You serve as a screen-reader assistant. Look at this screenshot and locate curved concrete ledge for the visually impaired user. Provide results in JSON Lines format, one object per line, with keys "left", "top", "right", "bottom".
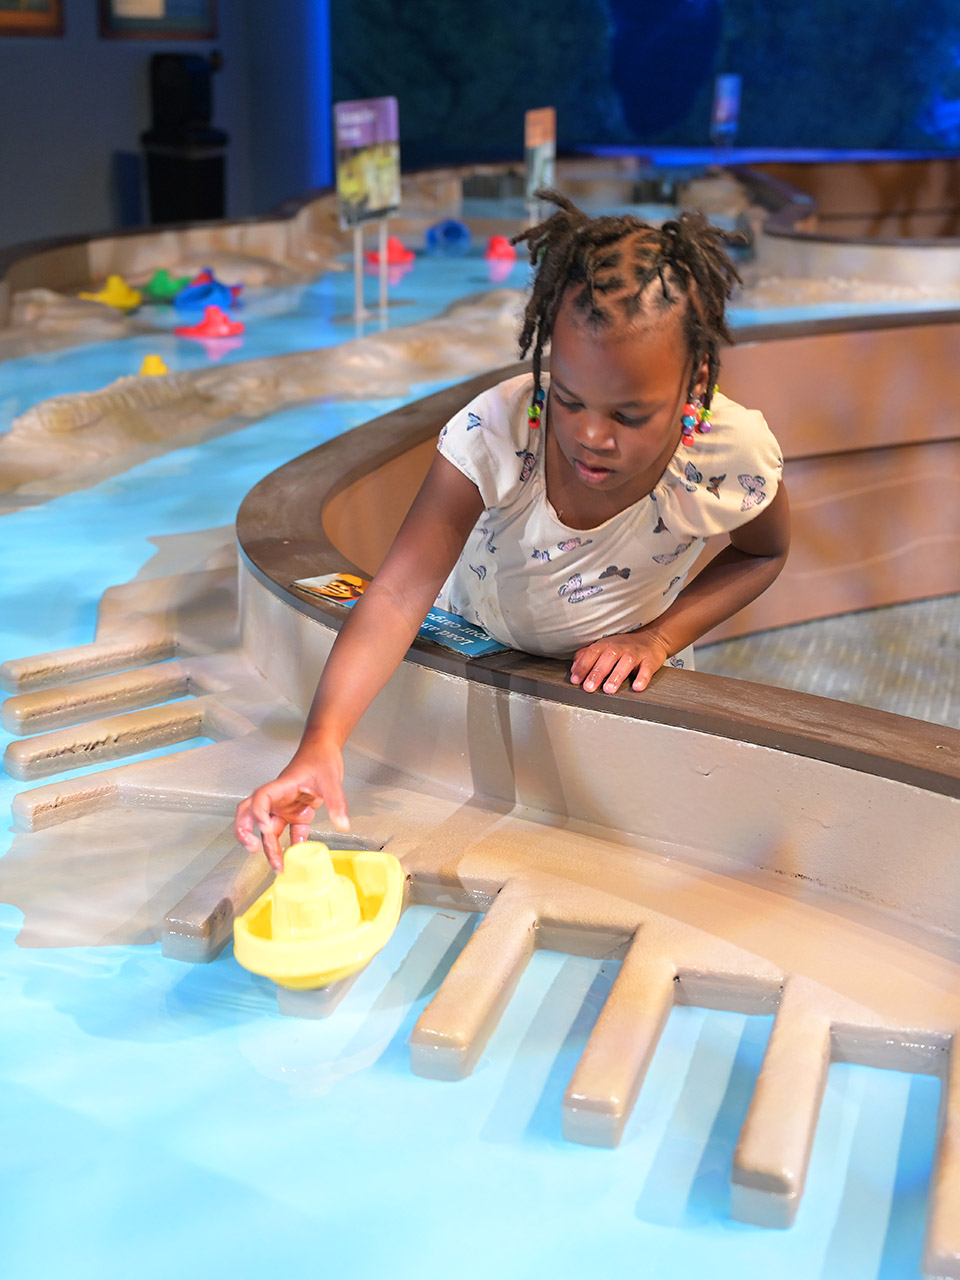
{"left": 739, "top": 159, "right": 960, "bottom": 285}
{"left": 3, "top": 381, "right": 959, "bottom": 1274}
{"left": 236, "top": 363, "right": 960, "bottom": 939}
{"left": 6, "top": 157, "right": 960, "bottom": 1271}
{"left": 238, "top": 308, "right": 960, "bottom": 649}
{"left": 231, "top": 362, "right": 960, "bottom": 1269}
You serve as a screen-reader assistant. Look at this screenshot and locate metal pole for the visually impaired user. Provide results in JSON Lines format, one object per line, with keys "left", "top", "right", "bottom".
{"left": 352, "top": 225, "right": 367, "bottom": 320}
{"left": 378, "top": 219, "right": 388, "bottom": 313}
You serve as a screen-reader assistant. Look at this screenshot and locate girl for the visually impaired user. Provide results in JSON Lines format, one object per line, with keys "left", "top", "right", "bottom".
{"left": 236, "top": 191, "right": 790, "bottom": 868}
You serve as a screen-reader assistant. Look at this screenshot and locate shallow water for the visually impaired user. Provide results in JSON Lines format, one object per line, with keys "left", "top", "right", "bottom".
{"left": 3, "top": 247, "right": 958, "bottom": 434}
{"left": 0, "top": 249, "right": 946, "bottom": 1279}
{"left": 0, "top": 892, "right": 941, "bottom": 1280}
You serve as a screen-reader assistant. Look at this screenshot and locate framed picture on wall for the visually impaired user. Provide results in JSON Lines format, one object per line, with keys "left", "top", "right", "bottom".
{"left": 0, "top": 1, "right": 64, "bottom": 37}
{"left": 98, "top": 0, "right": 217, "bottom": 41}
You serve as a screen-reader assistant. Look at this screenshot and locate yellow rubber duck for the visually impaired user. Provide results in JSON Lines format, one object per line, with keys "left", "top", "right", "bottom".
{"left": 138, "top": 355, "right": 169, "bottom": 377}
{"left": 78, "top": 274, "right": 142, "bottom": 312}
{"left": 234, "top": 841, "right": 404, "bottom": 990}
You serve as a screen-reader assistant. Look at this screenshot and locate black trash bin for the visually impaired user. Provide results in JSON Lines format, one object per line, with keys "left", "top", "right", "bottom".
{"left": 141, "top": 53, "right": 228, "bottom": 224}
{"left": 142, "top": 125, "right": 228, "bottom": 223}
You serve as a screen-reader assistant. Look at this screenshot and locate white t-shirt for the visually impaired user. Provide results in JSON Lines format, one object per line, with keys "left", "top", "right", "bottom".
{"left": 436, "top": 373, "right": 782, "bottom": 664}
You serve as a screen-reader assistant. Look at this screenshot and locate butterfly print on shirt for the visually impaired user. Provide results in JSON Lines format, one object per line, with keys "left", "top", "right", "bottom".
{"left": 662, "top": 574, "right": 682, "bottom": 595}
{"left": 738, "top": 474, "right": 767, "bottom": 511}
{"left": 667, "top": 655, "right": 685, "bottom": 669}
{"left": 476, "top": 526, "right": 497, "bottom": 555}
{"left": 599, "top": 565, "right": 631, "bottom": 580}
{"left": 469, "top": 563, "right": 486, "bottom": 581}
{"left": 653, "top": 516, "right": 668, "bottom": 533}
{"left": 466, "top": 412, "right": 482, "bottom": 430}
{"left": 684, "top": 462, "right": 702, "bottom": 492}
{"left": 707, "top": 473, "right": 726, "bottom": 498}
{"left": 557, "top": 536, "right": 593, "bottom": 552}
{"left": 652, "top": 539, "right": 695, "bottom": 565}
{"left": 558, "top": 573, "right": 604, "bottom": 604}
{"left": 531, "top": 548, "right": 551, "bottom": 562}
{"left": 516, "top": 450, "right": 536, "bottom": 482}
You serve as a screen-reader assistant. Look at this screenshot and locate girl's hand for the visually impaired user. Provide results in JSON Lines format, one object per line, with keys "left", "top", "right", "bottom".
{"left": 234, "top": 743, "right": 349, "bottom": 871}
{"left": 570, "top": 630, "right": 670, "bottom": 695}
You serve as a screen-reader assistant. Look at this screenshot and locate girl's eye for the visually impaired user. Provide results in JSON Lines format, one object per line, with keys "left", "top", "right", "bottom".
{"left": 553, "top": 393, "right": 649, "bottom": 427}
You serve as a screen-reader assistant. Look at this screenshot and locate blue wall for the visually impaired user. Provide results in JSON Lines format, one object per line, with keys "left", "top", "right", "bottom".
{"left": 244, "top": 0, "right": 333, "bottom": 215}
{"left": 0, "top": 0, "right": 254, "bottom": 248}
{"left": 0, "top": 0, "right": 334, "bottom": 251}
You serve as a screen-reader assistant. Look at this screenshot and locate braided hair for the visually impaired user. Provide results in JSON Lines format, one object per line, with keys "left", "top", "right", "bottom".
{"left": 511, "top": 188, "right": 744, "bottom": 415}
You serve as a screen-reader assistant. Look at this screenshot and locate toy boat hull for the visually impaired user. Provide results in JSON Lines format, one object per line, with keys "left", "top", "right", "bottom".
{"left": 234, "top": 848, "right": 405, "bottom": 990}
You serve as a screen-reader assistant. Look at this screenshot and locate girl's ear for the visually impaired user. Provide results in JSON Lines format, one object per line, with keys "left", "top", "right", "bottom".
{"left": 693, "top": 358, "right": 710, "bottom": 399}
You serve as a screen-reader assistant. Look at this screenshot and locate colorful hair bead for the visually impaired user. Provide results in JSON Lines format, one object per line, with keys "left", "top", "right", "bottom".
{"left": 681, "top": 396, "right": 705, "bottom": 445}
{"left": 527, "top": 387, "right": 546, "bottom": 428}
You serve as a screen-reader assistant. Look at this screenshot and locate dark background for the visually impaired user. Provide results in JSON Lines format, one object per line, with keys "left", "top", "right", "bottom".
{"left": 2, "top": 0, "right": 960, "bottom": 247}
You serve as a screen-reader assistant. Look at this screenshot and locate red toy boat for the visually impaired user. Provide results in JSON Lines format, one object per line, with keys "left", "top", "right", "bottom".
{"left": 364, "top": 236, "right": 415, "bottom": 266}
{"left": 485, "top": 235, "right": 517, "bottom": 261}
{"left": 174, "top": 305, "right": 245, "bottom": 339}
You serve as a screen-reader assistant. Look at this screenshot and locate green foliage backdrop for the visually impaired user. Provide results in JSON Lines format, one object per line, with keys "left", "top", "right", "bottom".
{"left": 331, "top": 0, "right": 960, "bottom": 156}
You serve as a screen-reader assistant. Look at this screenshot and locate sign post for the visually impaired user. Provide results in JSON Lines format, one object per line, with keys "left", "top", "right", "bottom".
{"left": 334, "top": 96, "right": 401, "bottom": 320}
{"left": 524, "top": 107, "right": 556, "bottom": 227}
{"left": 711, "top": 74, "right": 742, "bottom": 156}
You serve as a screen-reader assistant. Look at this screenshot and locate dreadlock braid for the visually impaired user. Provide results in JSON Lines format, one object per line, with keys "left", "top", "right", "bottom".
{"left": 511, "top": 188, "right": 744, "bottom": 417}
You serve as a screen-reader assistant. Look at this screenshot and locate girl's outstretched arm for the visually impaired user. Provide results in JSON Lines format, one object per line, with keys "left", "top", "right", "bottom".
{"left": 571, "top": 484, "right": 791, "bottom": 695}
{"left": 236, "top": 454, "right": 484, "bottom": 867}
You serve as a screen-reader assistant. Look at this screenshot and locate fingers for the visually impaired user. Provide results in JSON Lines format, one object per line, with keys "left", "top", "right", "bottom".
{"left": 254, "top": 814, "right": 286, "bottom": 872}
{"left": 234, "top": 767, "right": 351, "bottom": 872}
{"left": 573, "top": 646, "right": 622, "bottom": 694}
{"left": 569, "top": 638, "right": 668, "bottom": 695}
{"left": 234, "top": 799, "right": 262, "bottom": 854}
{"left": 601, "top": 654, "right": 638, "bottom": 694}
{"left": 569, "top": 644, "right": 600, "bottom": 686}
{"left": 568, "top": 650, "right": 604, "bottom": 691}
{"left": 632, "top": 652, "right": 665, "bottom": 693}
{"left": 234, "top": 782, "right": 319, "bottom": 871}
{"left": 317, "top": 769, "right": 351, "bottom": 833}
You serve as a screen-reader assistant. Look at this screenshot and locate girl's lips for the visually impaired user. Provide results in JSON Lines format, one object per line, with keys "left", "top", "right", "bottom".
{"left": 574, "top": 458, "right": 614, "bottom": 484}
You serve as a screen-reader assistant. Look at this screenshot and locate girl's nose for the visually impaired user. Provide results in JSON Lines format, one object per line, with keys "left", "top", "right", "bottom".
{"left": 576, "top": 413, "right": 615, "bottom": 452}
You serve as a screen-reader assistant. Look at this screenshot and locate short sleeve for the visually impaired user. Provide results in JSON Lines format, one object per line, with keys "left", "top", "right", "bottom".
{"left": 652, "top": 393, "right": 783, "bottom": 539}
{"left": 437, "top": 374, "right": 538, "bottom": 510}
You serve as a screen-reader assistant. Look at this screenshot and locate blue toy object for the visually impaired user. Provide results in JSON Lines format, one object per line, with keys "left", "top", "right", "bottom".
{"left": 174, "top": 280, "right": 237, "bottom": 313}
{"left": 424, "top": 219, "right": 471, "bottom": 254}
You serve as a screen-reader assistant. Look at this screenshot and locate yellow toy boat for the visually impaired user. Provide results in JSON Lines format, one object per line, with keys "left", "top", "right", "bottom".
{"left": 139, "top": 354, "right": 169, "bottom": 377}
{"left": 233, "top": 841, "right": 404, "bottom": 989}
{"left": 78, "top": 274, "right": 142, "bottom": 312}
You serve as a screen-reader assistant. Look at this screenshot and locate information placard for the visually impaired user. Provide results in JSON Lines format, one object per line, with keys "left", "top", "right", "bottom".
{"left": 334, "top": 96, "right": 401, "bottom": 230}
{"left": 711, "top": 74, "right": 742, "bottom": 146}
{"left": 294, "top": 573, "right": 509, "bottom": 659}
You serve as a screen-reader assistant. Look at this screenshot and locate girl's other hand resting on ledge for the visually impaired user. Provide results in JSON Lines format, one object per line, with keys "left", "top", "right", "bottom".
{"left": 570, "top": 630, "right": 670, "bottom": 695}
{"left": 235, "top": 740, "right": 349, "bottom": 871}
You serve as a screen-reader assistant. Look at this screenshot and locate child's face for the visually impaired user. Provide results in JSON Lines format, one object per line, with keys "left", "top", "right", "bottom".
{"left": 548, "top": 294, "right": 706, "bottom": 502}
